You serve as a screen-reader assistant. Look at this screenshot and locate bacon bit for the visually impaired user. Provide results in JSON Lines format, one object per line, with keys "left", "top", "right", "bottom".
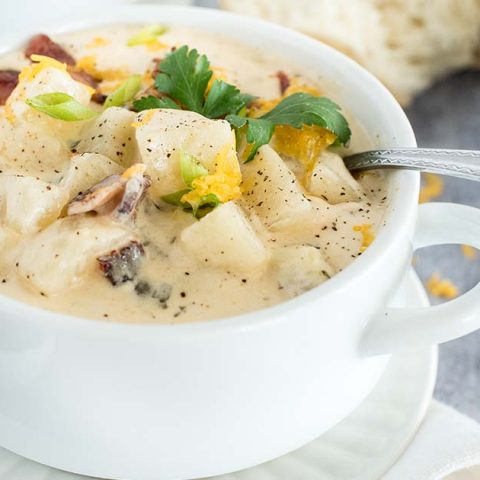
{"left": 0, "top": 70, "right": 19, "bottom": 105}
{"left": 86, "top": 37, "right": 111, "bottom": 49}
{"left": 426, "top": 273, "right": 459, "bottom": 299}
{"left": 25, "top": 34, "right": 75, "bottom": 66}
{"left": 353, "top": 224, "right": 374, "bottom": 252}
{"left": 276, "top": 70, "right": 290, "bottom": 95}
{"left": 91, "top": 92, "right": 107, "bottom": 104}
{"left": 419, "top": 173, "right": 444, "bottom": 203}
{"left": 97, "top": 241, "right": 145, "bottom": 286}
{"left": 461, "top": 245, "right": 477, "bottom": 260}
{"left": 69, "top": 68, "right": 98, "bottom": 88}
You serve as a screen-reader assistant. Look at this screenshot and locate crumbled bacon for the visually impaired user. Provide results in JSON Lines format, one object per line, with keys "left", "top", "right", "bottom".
{"left": 69, "top": 68, "right": 98, "bottom": 88}
{"left": 25, "top": 34, "right": 76, "bottom": 65}
{"left": 0, "top": 70, "right": 19, "bottom": 105}
{"left": 276, "top": 70, "right": 290, "bottom": 95}
{"left": 91, "top": 92, "right": 107, "bottom": 104}
{"left": 98, "top": 241, "right": 145, "bottom": 286}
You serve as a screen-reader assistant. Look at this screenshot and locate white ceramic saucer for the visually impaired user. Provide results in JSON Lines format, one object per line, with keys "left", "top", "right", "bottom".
{"left": 0, "top": 271, "right": 437, "bottom": 480}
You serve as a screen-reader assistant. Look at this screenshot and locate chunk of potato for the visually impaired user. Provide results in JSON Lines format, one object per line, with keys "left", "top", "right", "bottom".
{"left": 16, "top": 216, "right": 136, "bottom": 295}
{"left": 0, "top": 118, "right": 71, "bottom": 182}
{"left": 0, "top": 175, "right": 68, "bottom": 234}
{"left": 9, "top": 67, "right": 93, "bottom": 121}
{"left": 241, "top": 145, "right": 314, "bottom": 230}
{"left": 62, "top": 153, "right": 123, "bottom": 201}
{"left": 180, "top": 202, "right": 269, "bottom": 272}
{"left": 135, "top": 109, "right": 235, "bottom": 199}
{"left": 272, "top": 245, "right": 334, "bottom": 296}
{"left": 307, "top": 150, "right": 364, "bottom": 203}
{"left": 76, "top": 107, "right": 138, "bottom": 167}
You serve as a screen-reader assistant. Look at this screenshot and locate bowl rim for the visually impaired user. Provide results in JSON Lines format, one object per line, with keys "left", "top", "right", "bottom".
{"left": 0, "top": 4, "right": 419, "bottom": 337}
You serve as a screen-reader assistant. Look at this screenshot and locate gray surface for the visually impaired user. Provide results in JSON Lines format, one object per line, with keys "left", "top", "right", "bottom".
{"left": 405, "top": 70, "right": 480, "bottom": 421}
{"left": 197, "top": 0, "right": 480, "bottom": 419}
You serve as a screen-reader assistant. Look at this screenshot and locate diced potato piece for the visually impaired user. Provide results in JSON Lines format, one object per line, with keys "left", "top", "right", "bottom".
{"left": 241, "top": 145, "right": 313, "bottom": 230}
{"left": 135, "top": 109, "right": 235, "bottom": 199}
{"left": 0, "top": 175, "right": 68, "bottom": 234}
{"left": 308, "top": 150, "right": 364, "bottom": 203}
{"left": 9, "top": 67, "right": 93, "bottom": 120}
{"left": 272, "top": 245, "right": 334, "bottom": 296}
{"left": 180, "top": 202, "right": 269, "bottom": 272}
{"left": 9, "top": 67, "right": 93, "bottom": 143}
{"left": 62, "top": 153, "right": 123, "bottom": 201}
{"left": 0, "top": 118, "right": 70, "bottom": 182}
{"left": 16, "top": 216, "right": 136, "bottom": 295}
{"left": 76, "top": 107, "right": 138, "bottom": 167}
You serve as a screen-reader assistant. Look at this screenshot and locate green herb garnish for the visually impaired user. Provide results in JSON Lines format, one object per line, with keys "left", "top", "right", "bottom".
{"left": 132, "top": 95, "right": 180, "bottom": 112}
{"left": 25, "top": 93, "right": 99, "bottom": 121}
{"left": 104, "top": 75, "right": 142, "bottom": 108}
{"left": 227, "top": 93, "right": 351, "bottom": 161}
{"left": 127, "top": 25, "right": 168, "bottom": 47}
{"left": 161, "top": 151, "right": 220, "bottom": 218}
{"left": 133, "top": 45, "right": 351, "bottom": 162}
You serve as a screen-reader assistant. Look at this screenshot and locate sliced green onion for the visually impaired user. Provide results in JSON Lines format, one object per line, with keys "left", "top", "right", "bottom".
{"left": 179, "top": 151, "right": 208, "bottom": 187}
{"left": 162, "top": 189, "right": 190, "bottom": 207}
{"left": 25, "top": 93, "right": 98, "bottom": 121}
{"left": 127, "top": 25, "right": 168, "bottom": 47}
{"left": 104, "top": 75, "right": 142, "bottom": 109}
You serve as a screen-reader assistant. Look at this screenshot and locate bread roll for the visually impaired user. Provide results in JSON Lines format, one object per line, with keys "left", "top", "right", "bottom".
{"left": 220, "top": 0, "right": 480, "bottom": 105}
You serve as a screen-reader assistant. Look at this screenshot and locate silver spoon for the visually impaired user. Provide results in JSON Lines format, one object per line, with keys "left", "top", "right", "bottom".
{"left": 343, "top": 148, "right": 480, "bottom": 181}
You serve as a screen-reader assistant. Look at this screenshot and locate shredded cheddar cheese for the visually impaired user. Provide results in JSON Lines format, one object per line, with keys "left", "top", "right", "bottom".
{"left": 181, "top": 138, "right": 242, "bottom": 207}
{"left": 272, "top": 125, "right": 337, "bottom": 172}
{"left": 249, "top": 80, "right": 332, "bottom": 169}
{"left": 131, "top": 110, "right": 156, "bottom": 128}
{"left": 145, "top": 40, "right": 169, "bottom": 52}
{"left": 122, "top": 163, "right": 146, "bottom": 179}
{"left": 426, "top": 273, "right": 459, "bottom": 299}
{"left": 3, "top": 104, "right": 16, "bottom": 124}
{"left": 86, "top": 37, "right": 111, "bottom": 49}
{"left": 353, "top": 224, "right": 374, "bottom": 252}
{"left": 206, "top": 66, "right": 228, "bottom": 94}
{"left": 461, "top": 244, "right": 478, "bottom": 260}
{"left": 419, "top": 173, "right": 443, "bottom": 203}
{"left": 19, "top": 54, "right": 67, "bottom": 82}
{"left": 76, "top": 55, "right": 130, "bottom": 82}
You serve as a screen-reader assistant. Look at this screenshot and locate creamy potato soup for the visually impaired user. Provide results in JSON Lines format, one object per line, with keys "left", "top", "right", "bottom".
{"left": 0, "top": 25, "right": 389, "bottom": 323}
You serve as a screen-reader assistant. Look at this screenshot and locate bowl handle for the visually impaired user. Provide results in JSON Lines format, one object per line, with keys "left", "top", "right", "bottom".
{"left": 361, "top": 202, "right": 480, "bottom": 356}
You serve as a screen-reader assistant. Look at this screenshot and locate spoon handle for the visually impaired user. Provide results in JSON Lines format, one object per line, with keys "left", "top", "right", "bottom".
{"left": 344, "top": 148, "right": 480, "bottom": 181}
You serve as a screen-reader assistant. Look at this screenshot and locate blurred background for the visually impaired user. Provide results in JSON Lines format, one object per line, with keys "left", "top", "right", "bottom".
{"left": 5, "top": 0, "right": 480, "bottom": 418}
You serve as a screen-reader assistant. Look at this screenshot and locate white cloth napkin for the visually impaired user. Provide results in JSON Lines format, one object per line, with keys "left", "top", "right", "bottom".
{"left": 383, "top": 400, "right": 480, "bottom": 480}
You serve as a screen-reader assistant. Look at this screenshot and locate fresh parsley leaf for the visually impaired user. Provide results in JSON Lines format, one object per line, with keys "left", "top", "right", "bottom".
{"left": 227, "top": 92, "right": 351, "bottom": 162}
{"left": 132, "top": 95, "right": 180, "bottom": 112}
{"left": 227, "top": 115, "right": 275, "bottom": 162}
{"left": 261, "top": 93, "right": 351, "bottom": 145}
{"left": 180, "top": 151, "right": 208, "bottom": 187}
{"left": 134, "top": 46, "right": 254, "bottom": 118}
{"left": 154, "top": 45, "right": 212, "bottom": 114}
{"left": 203, "top": 80, "right": 252, "bottom": 118}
